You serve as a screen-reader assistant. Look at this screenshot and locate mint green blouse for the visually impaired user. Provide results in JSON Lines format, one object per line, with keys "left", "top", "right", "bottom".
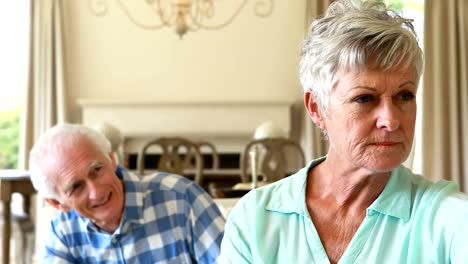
{"left": 220, "top": 157, "right": 468, "bottom": 263}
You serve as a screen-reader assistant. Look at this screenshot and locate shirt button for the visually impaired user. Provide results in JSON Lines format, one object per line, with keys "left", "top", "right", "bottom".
{"left": 111, "top": 237, "right": 118, "bottom": 244}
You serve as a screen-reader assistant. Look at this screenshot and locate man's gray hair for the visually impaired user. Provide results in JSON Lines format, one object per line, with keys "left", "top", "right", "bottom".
{"left": 29, "top": 123, "right": 112, "bottom": 201}
{"left": 299, "top": 0, "right": 423, "bottom": 115}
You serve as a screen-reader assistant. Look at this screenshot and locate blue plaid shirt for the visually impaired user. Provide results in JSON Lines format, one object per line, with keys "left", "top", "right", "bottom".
{"left": 44, "top": 167, "right": 225, "bottom": 263}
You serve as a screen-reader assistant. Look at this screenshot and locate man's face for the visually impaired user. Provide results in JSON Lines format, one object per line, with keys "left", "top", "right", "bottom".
{"left": 41, "top": 136, "right": 124, "bottom": 233}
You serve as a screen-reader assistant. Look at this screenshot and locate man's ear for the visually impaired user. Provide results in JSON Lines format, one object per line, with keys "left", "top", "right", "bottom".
{"left": 45, "top": 198, "right": 71, "bottom": 213}
{"left": 304, "top": 89, "right": 326, "bottom": 130}
{"left": 109, "top": 151, "right": 117, "bottom": 170}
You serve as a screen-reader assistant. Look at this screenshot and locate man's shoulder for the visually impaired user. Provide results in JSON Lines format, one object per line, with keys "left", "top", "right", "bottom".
{"left": 145, "top": 172, "right": 197, "bottom": 190}
{"left": 123, "top": 170, "right": 205, "bottom": 199}
{"left": 52, "top": 209, "right": 81, "bottom": 221}
{"left": 50, "top": 209, "right": 87, "bottom": 236}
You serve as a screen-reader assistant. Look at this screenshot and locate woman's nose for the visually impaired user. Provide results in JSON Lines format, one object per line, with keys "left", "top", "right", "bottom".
{"left": 376, "top": 100, "right": 400, "bottom": 131}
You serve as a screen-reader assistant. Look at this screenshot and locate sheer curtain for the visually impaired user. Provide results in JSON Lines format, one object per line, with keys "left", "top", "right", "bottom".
{"left": 18, "top": 0, "right": 69, "bottom": 260}
{"left": 422, "top": 0, "right": 468, "bottom": 192}
{"left": 297, "top": 0, "right": 334, "bottom": 161}
{"left": 19, "top": 0, "right": 69, "bottom": 169}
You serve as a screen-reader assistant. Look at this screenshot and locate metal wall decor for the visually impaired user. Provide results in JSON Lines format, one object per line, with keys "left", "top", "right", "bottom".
{"left": 89, "top": 0, "right": 274, "bottom": 38}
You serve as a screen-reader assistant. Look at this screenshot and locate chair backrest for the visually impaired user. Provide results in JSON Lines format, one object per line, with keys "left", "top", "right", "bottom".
{"left": 195, "top": 141, "right": 220, "bottom": 170}
{"left": 137, "top": 137, "right": 204, "bottom": 185}
{"left": 240, "top": 137, "right": 305, "bottom": 183}
{"left": 93, "top": 122, "right": 123, "bottom": 163}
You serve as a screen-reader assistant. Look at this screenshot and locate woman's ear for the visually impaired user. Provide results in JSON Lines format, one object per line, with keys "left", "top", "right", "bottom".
{"left": 45, "top": 198, "right": 71, "bottom": 213}
{"left": 304, "top": 89, "right": 326, "bottom": 130}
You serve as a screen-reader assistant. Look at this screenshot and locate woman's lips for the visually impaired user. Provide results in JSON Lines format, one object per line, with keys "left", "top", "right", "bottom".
{"left": 373, "top": 141, "right": 399, "bottom": 146}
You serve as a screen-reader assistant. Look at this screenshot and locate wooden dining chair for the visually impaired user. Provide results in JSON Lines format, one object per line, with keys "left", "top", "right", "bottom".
{"left": 195, "top": 141, "right": 220, "bottom": 170}
{"left": 240, "top": 137, "right": 306, "bottom": 184}
{"left": 137, "top": 137, "right": 204, "bottom": 185}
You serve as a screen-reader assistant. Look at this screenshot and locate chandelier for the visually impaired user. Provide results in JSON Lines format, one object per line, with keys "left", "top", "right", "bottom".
{"left": 89, "top": 0, "right": 274, "bottom": 38}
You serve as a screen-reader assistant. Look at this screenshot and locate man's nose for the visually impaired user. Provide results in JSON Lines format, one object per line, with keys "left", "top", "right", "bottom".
{"left": 376, "top": 99, "right": 400, "bottom": 131}
{"left": 87, "top": 180, "right": 102, "bottom": 200}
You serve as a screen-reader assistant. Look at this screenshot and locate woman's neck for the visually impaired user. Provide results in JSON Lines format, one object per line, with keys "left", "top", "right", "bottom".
{"left": 307, "top": 155, "right": 391, "bottom": 212}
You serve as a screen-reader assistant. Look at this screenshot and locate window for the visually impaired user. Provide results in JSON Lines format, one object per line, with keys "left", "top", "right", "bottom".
{"left": 0, "top": 2, "right": 30, "bottom": 169}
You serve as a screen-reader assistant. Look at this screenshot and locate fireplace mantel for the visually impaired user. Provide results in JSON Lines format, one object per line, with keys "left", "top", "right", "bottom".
{"left": 78, "top": 100, "right": 293, "bottom": 154}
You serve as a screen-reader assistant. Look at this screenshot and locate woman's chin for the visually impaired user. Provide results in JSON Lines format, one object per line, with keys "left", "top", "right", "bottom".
{"left": 365, "top": 159, "right": 404, "bottom": 173}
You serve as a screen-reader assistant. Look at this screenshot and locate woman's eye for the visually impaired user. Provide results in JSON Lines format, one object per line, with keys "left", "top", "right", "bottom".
{"left": 399, "top": 91, "right": 415, "bottom": 101}
{"left": 94, "top": 166, "right": 102, "bottom": 173}
{"left": 353, "top": 94, "right": 373, "bottom": 104}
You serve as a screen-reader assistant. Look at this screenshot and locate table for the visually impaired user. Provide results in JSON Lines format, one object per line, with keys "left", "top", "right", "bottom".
{"left": 232, "top": 181, "right": 271, "bottom": 190}
{"left": 138, "top": 168, "right": 243, "bottom": 191}
{"left": 213, "top": 198, "right": 240, "bottom": 218}
{"left": 0, "top": 170, "right": 35, "bottom": 264}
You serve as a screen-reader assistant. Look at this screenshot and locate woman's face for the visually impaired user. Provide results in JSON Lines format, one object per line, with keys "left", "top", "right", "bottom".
{"left": 319, "top": 68, "right": 417, "bottom": 172}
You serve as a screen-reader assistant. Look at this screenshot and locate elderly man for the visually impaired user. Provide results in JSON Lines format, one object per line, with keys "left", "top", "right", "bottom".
{"left": 29, "top": 124, "right": 225, "bottom": 263}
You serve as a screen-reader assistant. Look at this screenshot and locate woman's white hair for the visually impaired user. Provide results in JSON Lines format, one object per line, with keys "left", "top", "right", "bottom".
{"left": 29, "top": 123, "right": 112, "bottom": 202}
{"left": 299, "top": 0, "right": 423, "bottom": 115}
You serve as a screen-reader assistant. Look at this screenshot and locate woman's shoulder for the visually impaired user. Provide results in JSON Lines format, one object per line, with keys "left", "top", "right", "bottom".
{"left": 231, "top": 168, "right": 309, "bottom": 218}
{"left": 425, "top": 181, "right": 468, "bottom": 212}
{"left": 403, "top": 168, "right": 468, "bottom": 219}
{"left": 406, "top": 168, "right": 466, "bottom": 204}
{"left": 414, "top": 178, "right": 468, "bottom": 252}
{"left": 392, "top": 166, "right": 468, "bottom": 220}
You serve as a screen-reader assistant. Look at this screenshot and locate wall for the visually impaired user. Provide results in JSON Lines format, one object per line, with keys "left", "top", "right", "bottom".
{"left": 35, "top": 2, "right": 309, "bottom": 258}
{"left": 62, "top": 0, "right": 308, "bottom": 122}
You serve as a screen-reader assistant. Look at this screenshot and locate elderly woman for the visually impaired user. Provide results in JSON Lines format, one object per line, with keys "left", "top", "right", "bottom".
{"left": 220, "top": 0, "right": 468, "bottom": 263}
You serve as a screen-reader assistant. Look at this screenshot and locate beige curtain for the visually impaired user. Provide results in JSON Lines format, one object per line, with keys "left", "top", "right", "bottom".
{"left": 423, "top": 0, "right": 468, "bottom": 192}
{"left": 296, "top": 0, "right": 334, "bottom": 161}
{"left": 18, "top": 1, "right": 69, "bottom": 260}
{"left": 304, "top": 0, "right": 334, "bottom": 26}
{"left": 19, "top": 0, "right": 69, "bottom": 169}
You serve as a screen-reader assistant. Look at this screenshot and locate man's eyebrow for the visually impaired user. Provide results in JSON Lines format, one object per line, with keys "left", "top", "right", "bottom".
{"left": 88, "top": 160, "right": 102, "bottom": 171}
